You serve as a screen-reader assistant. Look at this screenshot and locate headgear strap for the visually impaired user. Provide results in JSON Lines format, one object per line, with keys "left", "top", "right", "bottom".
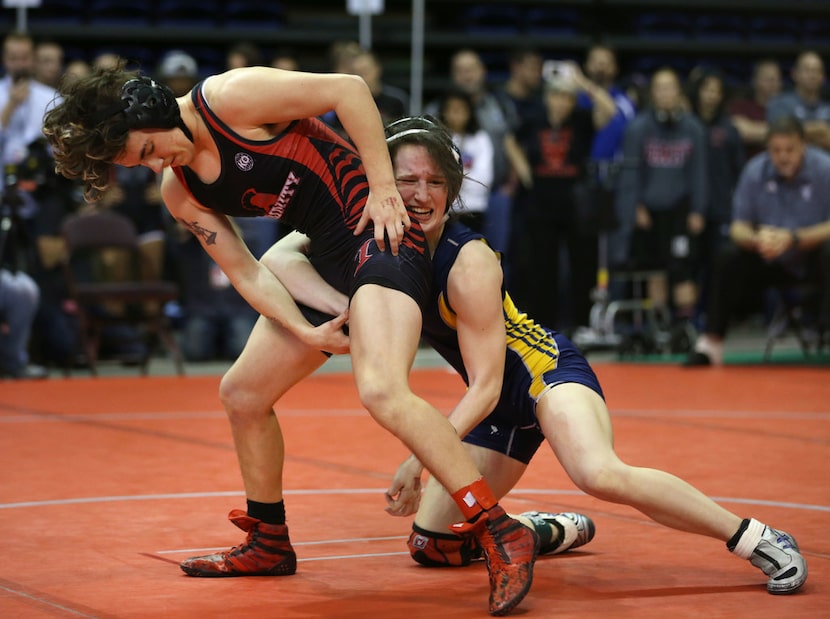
{"left": 93, "top": 76, "right": 193, "bottom": 142}
{"left": 385, "top": 116, "right": 462, "bottom": 173}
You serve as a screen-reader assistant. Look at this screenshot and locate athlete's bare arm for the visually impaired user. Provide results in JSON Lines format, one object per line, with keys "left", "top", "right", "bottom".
{"left": 201, "top": 67, "right": 409, "bottom": 254}
{"left": 161, "top": 171, "right": 348, "bottom": 354}
{"left": 385, "top": 240, "right": 506, "bottom": 518}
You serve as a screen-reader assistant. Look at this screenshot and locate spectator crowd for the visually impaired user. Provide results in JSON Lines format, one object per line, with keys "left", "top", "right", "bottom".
{"left": 2, "top": 29, "right": 829, "bottom": 378}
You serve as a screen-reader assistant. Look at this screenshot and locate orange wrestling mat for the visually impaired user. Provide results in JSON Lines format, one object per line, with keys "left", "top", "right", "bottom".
{"left": 1, "top": 364, "right": 827, "bottom": 618}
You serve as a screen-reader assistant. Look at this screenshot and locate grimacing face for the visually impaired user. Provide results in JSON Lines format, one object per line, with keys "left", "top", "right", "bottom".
{"left": 393, "top": 143, "right": 449, "bottom": 243}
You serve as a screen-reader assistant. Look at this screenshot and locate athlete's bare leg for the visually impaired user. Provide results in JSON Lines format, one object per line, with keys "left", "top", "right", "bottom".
{"left": 350, "top": 283, "right": 539, "bottom": 614}
{"left": 539, "top": 383, "right": 741, "bottom": 539}
{"left": 414, "top": 445, "right": 527, "bottom": 531}
{"left": 219, "top": 314, "right": 329, "bottom": 503}
{"left": 348, "top": 284, "right": 484, "bottom": 493}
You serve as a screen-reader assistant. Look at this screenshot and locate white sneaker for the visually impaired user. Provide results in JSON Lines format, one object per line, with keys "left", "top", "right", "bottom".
{"left": 519, "top": 511, "right": 596, "bottom": 555}
{"left": 731, "top": 518, "right": 807, "bottom": 594}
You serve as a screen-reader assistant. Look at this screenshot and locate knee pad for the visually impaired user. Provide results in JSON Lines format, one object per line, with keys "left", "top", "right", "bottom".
{"left": 407, "top": 523, "right": 481, "bottom": 567}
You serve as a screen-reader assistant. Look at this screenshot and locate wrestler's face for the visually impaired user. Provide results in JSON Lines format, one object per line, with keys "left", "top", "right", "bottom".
{"left": 114, "top": 128, "right": 191, "bottom": 173}
{"left": 394, "top": 144, "right": 449, "bottom": 243}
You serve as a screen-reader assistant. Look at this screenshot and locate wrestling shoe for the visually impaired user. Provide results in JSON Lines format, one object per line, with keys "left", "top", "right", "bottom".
{"left": 729, "top": 518, "right": 807, "bottom": 594}
{"left": 452, "top": 505, "right": 540, "bottom": 616}
{"left": 180, "top": 509, "right": 297, "bottom": 577}
{"left": 520, "top": 511, "right": 596, "bottom": 555}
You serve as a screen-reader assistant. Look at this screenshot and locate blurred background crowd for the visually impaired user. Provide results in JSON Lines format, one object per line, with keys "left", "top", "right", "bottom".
{"left": 1, "top": 0, "right": 829, "bottom": 378}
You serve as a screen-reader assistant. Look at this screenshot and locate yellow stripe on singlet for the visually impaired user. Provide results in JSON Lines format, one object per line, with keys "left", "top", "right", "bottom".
{"left": 503, "top": 292, "right": 560, "bottom": 400}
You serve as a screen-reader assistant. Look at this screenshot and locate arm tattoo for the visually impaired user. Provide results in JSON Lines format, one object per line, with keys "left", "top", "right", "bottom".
{"left": 177, "top": 218, "right": 218, "bottom": 245}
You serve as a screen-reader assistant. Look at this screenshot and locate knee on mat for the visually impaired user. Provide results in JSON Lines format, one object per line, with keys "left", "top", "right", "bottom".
{"left": 407, "top": 525, "right": 480, "bottom": 567}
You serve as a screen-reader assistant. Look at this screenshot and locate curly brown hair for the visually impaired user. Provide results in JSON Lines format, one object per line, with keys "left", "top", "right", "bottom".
{"left": 42, "top": 63, "right": 140, "bottom": 202}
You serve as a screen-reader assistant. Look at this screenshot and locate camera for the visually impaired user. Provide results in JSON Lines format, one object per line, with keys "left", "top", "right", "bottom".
{"left": 543, "top": 60, "right": 574, "bottom": 82}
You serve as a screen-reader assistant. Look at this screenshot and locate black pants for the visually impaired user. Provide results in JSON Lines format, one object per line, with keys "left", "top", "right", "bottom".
{"left": 705, "top": 240, "right": 830, "bottom": 337}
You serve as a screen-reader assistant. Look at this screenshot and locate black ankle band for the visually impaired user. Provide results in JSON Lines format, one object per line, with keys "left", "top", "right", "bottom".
{"left": 247, "top": 499, "right": 286, "bottom": 525}
{"left": 413, "top": 522, "right": 466, "bottom": 541}
{"left": 726, "top": 518, "right": 750, "bottom": 551}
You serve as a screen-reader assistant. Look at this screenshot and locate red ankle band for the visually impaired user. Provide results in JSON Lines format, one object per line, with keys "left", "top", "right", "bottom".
{"left": 451, "top": 477, "right": 498, "bottom": 521}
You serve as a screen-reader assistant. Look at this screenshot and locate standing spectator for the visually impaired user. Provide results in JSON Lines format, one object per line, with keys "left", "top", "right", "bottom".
{"left": 63, "top": 58, "right": 90, "bottom": 86}
{"left": 350, "top": 48, "right": 408, "bottom": 125}
{"left": 427, "top": 49, "right": 528, "bottom": 261}
{"left": 92, "top": 51, "right": 120, "bottom": 71}
{"left": 616, "top": 68, "right": 709, "bottom": 336}
{"left": 579, "top": 44, "right": 637, "bottom": 165}
{"left": 0, "top": 267, "right": 47, "bottom": 379}
{"left": 578, "top": 44, "right": 638, "bottom": 277}
{"left": 493, "top": 46, "right": 546, "bottom": 135}
{"left": 324, "top": 48, "right": 409, "bottom": 133}
{"left": 225, "top": 41, "right": 262, "bottom": 70}
{"left": 689, "top": 68, "right": 745, "bottom": 329}
{"left": 491, "top": 46, "right": 544, "bottom": 267}
{"left": 513, "top": 62, "right": 616, "bottom": 331}
{"left": 33, "top": 40, "right": 63, "bottom": 89}
{"left": 436, "top": 89, "right": 494, "bottom": 232}
{"left": 1, "top": 32, "right": 59, "bottom": 201}
{"left": 427, "top": 49, "right": 513, "bottom": 191}
{"left": 685, "top": 116, "right": 830, "bottom": 366}
{"left": 269, "top": 48, "right": 299, "bottom": 72}
{"left": 766, "top": 51, "right": 830, "bottom": 151}
{"left": 727, "top": 58, "right": 782, "bottom": 160}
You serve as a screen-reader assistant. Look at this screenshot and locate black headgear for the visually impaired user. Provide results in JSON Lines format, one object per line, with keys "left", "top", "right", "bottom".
{"left": 94, "top": 76, "right": 192, "bottom": 140}
{"left": 385, "top": 115, "right": 463, "bottom": 175}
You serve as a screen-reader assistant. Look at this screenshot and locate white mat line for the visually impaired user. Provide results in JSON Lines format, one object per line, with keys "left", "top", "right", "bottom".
{"left": 2, "top": 488, "right": 827, "bottom": 512}
{"left": 158, "top": 535, "right": 408, "bottom": 555}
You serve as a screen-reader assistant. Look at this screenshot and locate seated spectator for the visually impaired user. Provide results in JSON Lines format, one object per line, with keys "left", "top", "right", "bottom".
{"left": 167, "top": 221, "right": 258, "bottom": 362}
{"left": 766, "top": 51, "right": 830, "bottom": 151}
{"left": 0, "top": 267, "right": 47, "bottom": 379}
{"left": 728, "top": 58, "right": 782, "bottom": 160}
{"left": 436, "top": 89, "right": 494, "bottom": 232}
{"left": 686, "top": 116, "right": 830, "bottom": 366}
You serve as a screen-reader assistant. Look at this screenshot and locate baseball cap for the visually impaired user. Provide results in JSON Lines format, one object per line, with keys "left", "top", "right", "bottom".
{"left": 158, "top": 50, "right": 199, "bottom": 79}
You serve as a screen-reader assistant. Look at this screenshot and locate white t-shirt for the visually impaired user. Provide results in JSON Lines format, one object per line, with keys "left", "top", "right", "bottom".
{"left": 452, "top": 129, "right": 494, "bottom": 214}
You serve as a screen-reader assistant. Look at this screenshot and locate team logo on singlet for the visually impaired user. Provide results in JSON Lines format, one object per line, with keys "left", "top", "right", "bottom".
{"left": 354, "top": 238, "right": 374, "bottom": 276}
{"left": 234, "top": 152, "right": 254, "bottom": 171}
{"left": 240, "top": 171, "right": 302, "bottom": 219}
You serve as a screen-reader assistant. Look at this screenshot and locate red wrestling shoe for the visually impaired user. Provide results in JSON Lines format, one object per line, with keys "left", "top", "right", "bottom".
{"left": 180, "top": 509, "right": 297, "bottom": 577}
{"left": 451, "top": 505, "right": 540, "bottom": 616}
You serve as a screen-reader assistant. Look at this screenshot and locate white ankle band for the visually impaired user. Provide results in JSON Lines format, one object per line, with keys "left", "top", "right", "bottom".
{"left": 732, "top": 518, "right": 766, "bottom": 559}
